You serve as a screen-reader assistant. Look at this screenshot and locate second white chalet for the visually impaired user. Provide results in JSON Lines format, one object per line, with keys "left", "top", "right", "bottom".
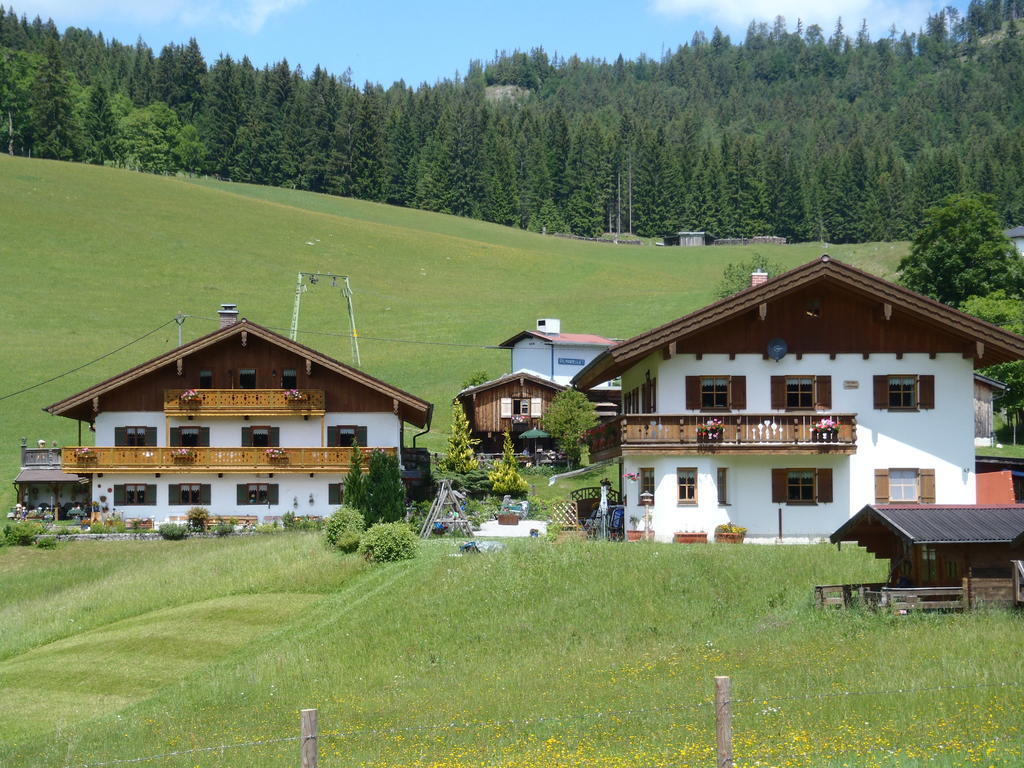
{"left": 46, "top": 308, "right": 432, "bottom": 522}
{"left": 573, "top": 256, "right": 1024, "bottom": 540}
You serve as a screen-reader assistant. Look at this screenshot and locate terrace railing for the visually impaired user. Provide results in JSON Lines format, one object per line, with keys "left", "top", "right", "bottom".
{"left": 587, "top": 413, "right": 857, "bottom": 458}
{"left": 61, "top": 445, "right": 391, "bottom": 473}
{"left": 164, "top": 389, "right": 325, "bottom": 416}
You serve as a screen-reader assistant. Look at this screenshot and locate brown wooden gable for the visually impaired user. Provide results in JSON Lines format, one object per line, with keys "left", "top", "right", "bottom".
{"left": 674, "top": 280, "right": 973, "bottom": 357}
{"left": 46, "top": 321, "right": 431, "bottom": 427}
{"left": 574, "top": 256, "right": 1024, "bottom": 390}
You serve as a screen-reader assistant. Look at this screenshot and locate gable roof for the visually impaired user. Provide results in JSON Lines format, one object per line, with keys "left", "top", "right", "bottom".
{"left": 45, "top": 319, "right": 432, "bottom": 428}
{"left": 457, "top": 370, "right": 566, "bottom": 398}
{"left": 1006, "top": 225, "right": 1024, "bottom": 238}
{"left": 573, "top": 255, "right": 1024, "bottom": 390}
{"left": 498, "top": 330, "right": 617, "bottom": 349}
{"left": 831, "top": 504, "right": 1024, "bottom": 546}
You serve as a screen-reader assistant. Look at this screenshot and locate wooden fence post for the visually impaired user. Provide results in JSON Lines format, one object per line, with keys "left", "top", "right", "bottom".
{"left": 715, "top": 676, "right": 733, "bottom": 768}
{"left": 301, "top": 708, "right": 318, "bottom": 768}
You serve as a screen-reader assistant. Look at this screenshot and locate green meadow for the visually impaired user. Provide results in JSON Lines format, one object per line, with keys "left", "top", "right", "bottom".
{"left": 0, "top": 154, "right": 905, "bottom": 506}
{"left": 1, "top": 535, "right": 1022, "bottom": 767}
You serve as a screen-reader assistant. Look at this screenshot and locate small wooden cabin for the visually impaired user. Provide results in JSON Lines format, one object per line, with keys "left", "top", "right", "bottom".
{"left": 456, "top": 372, "right": 565, "bottom": 454}
{"left": 826, "top": 504, "right": 1024, "bottom": 608}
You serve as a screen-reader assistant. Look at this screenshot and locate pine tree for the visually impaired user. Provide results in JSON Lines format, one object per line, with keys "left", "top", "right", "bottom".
{"left": 437, "top": 403, "right": 479, "bottom": 473}
{"left": 30, "top": 37, "right": 77, "bottom": 159}
{"left": 83, "top": 82, "right": 116, "bottom": 164}
{"left": 488, "top": 432, "right": 529, "bottom": 496}
{"left": 365, "top": 449, "right": 405, "bottom": 523}
{"left": 343, "top": 443, "right": 367, "bottom": 514}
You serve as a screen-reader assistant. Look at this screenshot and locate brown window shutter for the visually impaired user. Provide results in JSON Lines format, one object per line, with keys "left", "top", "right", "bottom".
{"left": 168, "top": 484, "right": 180, "bottom": 504}
{"left": 685, "top": 376, "right": 700, "bottom": 409}
{"left": 771, "top": 469, "right": 787, "bottom": 503}
{"left": 114, "top": 485, "right": 126, "bottom": 506}
{"left": 237, "top": 484, "right": 248, "bottom": 504}
{"left": 327, "top": 426, "right": 340, "bottom": 447}
{"left": 200, "top": 485, "right": 211, "bottom": 505}
{"left": 770, "top": 376, "right": 786, "bottom": 409}
{"left": 268, "top": 485, "right": 279, "bottom": 505}
{"left": 269, "top": 427, "right": 280, "bottom": 447}
{"left": 873, "top": 376, "right": 888, "bottom": 409}
{"left": 241, "top": 427, "right": 252, "bottom": 447}
{"left": 356, "top": 426, "right": 368, "bottom": 446}
{"left": 919, "top": 469, "right": 936, "bottom": 503}
{"left": 328, "top": 483, "right": 342, "bottom": 505}
{"left": 198, "top": 427, "right": 210, "bottom": 447}
{"left": 169, "top": 427, "right": 181, "bottom": 447}
{"left": 731, "top": 376, "right": 746, "bottom": 410}
{"left": 144, "top": 485, "right": 157, "bottom": 505}
{"left": 817, "top": 468, "right": 833, "bottom": 503}
{"left": 918, "top": 375, "right": 935, "bottom": 409}
{"left": 816, "top": 376, "right": 832, "bottom": 409}
{"left": 874, "top": 469, "right": 890, "bottom": 504}
{"left": 114, "top": 427, "right": 127, "bottom": 446}
{"left": 144, "top": 427, "right": 158, "bottom": 446}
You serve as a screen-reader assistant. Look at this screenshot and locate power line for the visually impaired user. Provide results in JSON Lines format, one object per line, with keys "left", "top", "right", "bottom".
{"left": 62, "top": 735, "right": 297, "bottom": 768}
{"left": 0, "top": 319, "right": 178, "bottom": 403}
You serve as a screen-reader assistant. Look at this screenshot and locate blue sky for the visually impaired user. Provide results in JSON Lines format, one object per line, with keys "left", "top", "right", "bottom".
{"left": 11, "top": 0, "right": 962, "bottom": 86}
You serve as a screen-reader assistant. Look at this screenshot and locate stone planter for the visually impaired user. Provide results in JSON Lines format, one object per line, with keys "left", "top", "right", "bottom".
{"left": 715, "top": 531, "right": 746, "bottom": 543}
{"left": 673, "top": 532, "right": 708, "bottom": 544}
{"left": 497, "top": 513, "right": 520, "bottom": 526}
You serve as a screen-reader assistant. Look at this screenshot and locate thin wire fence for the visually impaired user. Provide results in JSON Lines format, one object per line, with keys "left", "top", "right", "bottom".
{"left": 56, "top": 678, "right": 1023, "bottom": 768}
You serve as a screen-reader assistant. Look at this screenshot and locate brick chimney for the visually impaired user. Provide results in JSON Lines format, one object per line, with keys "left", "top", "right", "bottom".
{"left": 218, "top": 303, "right": 239, "bottom": 328}
{"left": 750, "top": 270, "right": 768, "bottom": 288}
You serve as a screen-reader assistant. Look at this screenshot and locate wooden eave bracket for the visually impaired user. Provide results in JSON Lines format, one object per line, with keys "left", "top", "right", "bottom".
{"left": 759, "top": 302, "right": 768, "bottom": 321}
{"left": 241, "top": 331, "right": 248, "bottom": 347}
{"left": 393, "top": 398, "right": 399, "bottom": 414}
{"left": 305, "top": 358, "right": 312, "bottom": 375}
{"left": 977, "top": 341, "right": 985, "bottom": 360}
{"left": 92, "top": 396, "right": 99, "bottom": 413}
{"left": 176, "top": 358, "right": 183, "bottom": 375}
{"left": 883, "top": 302, "right": 892, "bottom": 321}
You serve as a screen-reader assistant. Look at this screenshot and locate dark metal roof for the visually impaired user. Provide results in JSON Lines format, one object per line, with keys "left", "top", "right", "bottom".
{"left": 832, "top": 504, "right": 1024, "bottom": 545}
{"left": 15, "top": 469, "right": 87, "bottom": 484}
{"left": 1006, "top": 225, "right": 1024, "bottom": 238}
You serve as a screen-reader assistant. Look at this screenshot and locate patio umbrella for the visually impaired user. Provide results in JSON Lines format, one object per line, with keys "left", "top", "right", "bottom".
{"left": 518, "top": 428, "right": 551, "bottom": 460}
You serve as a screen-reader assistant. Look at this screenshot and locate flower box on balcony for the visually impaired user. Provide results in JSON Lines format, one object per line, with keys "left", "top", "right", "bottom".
{"left": 674, "top": 531, "right": 708, "bottom": 544}
{"left": 179, "top": 389, "right": 202, "bottom": 404}
{"left": 74, "top": 447, "right": 97, "bottom": 460}
{"left": 696, "top": 418, "right": 724, "bottom": 442}
{"left": 171, "top": 448, "right": 197, "bottom": 461}
{"left": 284, "top": 389, "right": 308, "bottom": 403}
{"left": 265, "top": 448, "right": 289, "bottom": 461}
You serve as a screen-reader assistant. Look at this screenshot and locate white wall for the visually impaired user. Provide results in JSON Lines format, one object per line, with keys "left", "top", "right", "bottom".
{"left": 95, "top": 412, "right": 402, "bottom": 448}
{"left": 618, "top": 352, "right": 977, "bottom": 538}
{"left": 511, "top": 340, "right": 554, "bottom": 379}
{"left": 512, "top": 339, "right": 616, "bottom": 387}
{"left": 93, "top": 473, "right": 341, "bottom": 521}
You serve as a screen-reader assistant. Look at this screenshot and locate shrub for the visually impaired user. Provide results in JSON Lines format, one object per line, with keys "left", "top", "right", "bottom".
{"left": 212, "top": 520, "right": 235, "bottom": 536}
{"left": 186, "top": 506, "right": 210, "bottom": 531}
{"left": 254, "top": 522, "right": 281, "bottom": 534}
{"left": 335, "top": 531, "right": 361, "bottom": 553}
{"left": 324, "top": 506, "right": 366, "bottom": 548}
{"left": 158, "top": 523, "right": 188, "bottom": 540}
{"left": 4, "top": 521, "right": 46, "bottom": 546}
{"left": 35, "top": 535, "right": 58, "bottom": 549}
{"left": 358, "top": 522, "right": 418, "bottom": 563}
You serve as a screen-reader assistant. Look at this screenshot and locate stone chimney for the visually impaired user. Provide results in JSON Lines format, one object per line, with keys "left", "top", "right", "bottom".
{"left": 750, "top": 270, "right": 768, "bottom": 288}
{"left": 218, "top": 303, "right": 239, "bottom": 328}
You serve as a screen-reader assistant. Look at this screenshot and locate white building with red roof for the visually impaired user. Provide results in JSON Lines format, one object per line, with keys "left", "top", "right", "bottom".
{"left": 498, "top": 319, "right": 619, "bottom": 389}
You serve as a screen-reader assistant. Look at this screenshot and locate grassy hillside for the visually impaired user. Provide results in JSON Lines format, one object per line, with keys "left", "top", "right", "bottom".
{"left": 1, "top": 535, "right": 1022, "bottom": 767}
{"left": 0, "top": 155, "right": 905, "bottom": 505}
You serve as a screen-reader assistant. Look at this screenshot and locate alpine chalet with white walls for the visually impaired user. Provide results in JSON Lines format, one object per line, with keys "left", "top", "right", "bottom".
{"left": 574, "top": 256, "right": 1024, "bottom": 540}
{"left": 46, "top": 306, "right": 432, "bottom": 523}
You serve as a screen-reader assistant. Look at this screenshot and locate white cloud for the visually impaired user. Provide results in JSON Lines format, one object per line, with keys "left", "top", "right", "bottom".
{"left": 13, "top": 0, "right": 306, "bottom": 33}
{"left": 651, "top": 0, "right": 938, "bottom": 37}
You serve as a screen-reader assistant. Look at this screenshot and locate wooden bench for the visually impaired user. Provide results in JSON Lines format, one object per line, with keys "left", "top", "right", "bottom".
{"left": 205, "top": 515, "right": 258, "bottom": 529}
{"left": 127, "top": 518, "right": 154, "bottom": 530}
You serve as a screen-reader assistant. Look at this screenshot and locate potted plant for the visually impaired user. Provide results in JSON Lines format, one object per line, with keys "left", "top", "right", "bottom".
{"left": 626, "top": 515, "right": 643, "bottom": 541}
{"left": 74, "top": 447, "right": 96, "bottom": 460}
{"left": 284, "top": 388, "right": 308, "bottom": 402}
{"left": 714, "top": 522, "right": 747, "bottom": 543}
{"left": 811, "top": 417, "right": 839, "bottom": 443}
{"left": 179, "top": 388, "right": 201, "bottom": 404}
{"left": 673, "top": 530, "right": 709, "bottom": 544}
{"left": 171, "top": 447, "right": 197, "bottom": 461}
{"left": 696, "top": 418, "right": 724, "bottom": 441}
{"left": 265, "top": 447, "right": 288, "bottom": 461}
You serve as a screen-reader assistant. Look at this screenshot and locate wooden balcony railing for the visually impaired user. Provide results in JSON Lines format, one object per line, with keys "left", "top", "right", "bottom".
{"left": 62, "top": 446, "right": 392, "bottom": 473}
{"left": 586, "top": 413, "right": 857, "bottom": 458}
{"left": 163, "top": 389, "right": 325, "bottom": 416}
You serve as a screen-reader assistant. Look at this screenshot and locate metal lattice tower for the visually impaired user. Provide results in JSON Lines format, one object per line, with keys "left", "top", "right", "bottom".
{"left": 289, "top": 272, "right": 360, "bottom": 366}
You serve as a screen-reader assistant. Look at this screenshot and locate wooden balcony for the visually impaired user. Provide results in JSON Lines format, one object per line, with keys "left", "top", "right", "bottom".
{"left": 586, "top": 413, "right": 857, "bottom": 460}
{"left": 62, "top": 446, "right": 392, "bottom": 474}
{"left": 163, "top": 389, "right": 325, "bottom": 417}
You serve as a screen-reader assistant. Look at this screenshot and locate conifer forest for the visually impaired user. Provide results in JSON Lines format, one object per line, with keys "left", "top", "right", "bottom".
{"left": 2, "top": 2, "right": 1024, "bottom": 242}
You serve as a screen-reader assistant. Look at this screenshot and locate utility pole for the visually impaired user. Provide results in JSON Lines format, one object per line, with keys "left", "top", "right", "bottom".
{"left": 289, "top": 272, "right": 360, "bottom": 366}
{"left": 616, "top": 170, "right": 622, "bottom": 242}
{"left": 175, "top": 313, "right": 186, "bottom": 347}
{"left": 628, "top": 154, "right": 633, "bottom": 235}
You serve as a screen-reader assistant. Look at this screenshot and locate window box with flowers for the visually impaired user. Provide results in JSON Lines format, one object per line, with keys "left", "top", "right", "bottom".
{"left": 284, "top": 388, "right": 308, "bottom": 403}
{"left": 172, "top": 447, "right": 197, "bottom": 462}
{"left": 673, "top": 531, "right": 709, "bottom": 544}
{"left": 74, "top": 447, "right": 97, "bottom": 460}
{"left": 811, "top": 418, "right": 839, "bottom": 443}
{"left": 265, "top": 447, "right": 289, "bottom": 461}
{"left": 696, "top": 418, "right": 724, "bottom": 442}
{"left": 714, "top": 522, "right": 747, "bottom": 543}
{"left": 179, "top": 389, "right": 202, "bottom": 404}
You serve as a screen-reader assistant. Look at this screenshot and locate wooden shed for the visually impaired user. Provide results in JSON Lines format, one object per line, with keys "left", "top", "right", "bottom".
{"left": 456, "top": 372, "right": 565, "bottom": 454}
{"left": 823, "top": 504, "right": 1024, "bottom": 609}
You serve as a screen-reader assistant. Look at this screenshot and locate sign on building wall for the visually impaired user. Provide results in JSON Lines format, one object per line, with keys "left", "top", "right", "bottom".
{"left": 558, "top": 357, "right": 586, "bottom": 366}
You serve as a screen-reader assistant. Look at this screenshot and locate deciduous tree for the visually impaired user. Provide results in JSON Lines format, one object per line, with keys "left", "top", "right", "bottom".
{"left": 541, "top": 390, "right": 598, "bottom": 468}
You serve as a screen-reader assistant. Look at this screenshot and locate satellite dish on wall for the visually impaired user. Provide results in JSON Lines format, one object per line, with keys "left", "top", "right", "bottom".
{"left": 767, "top": 338, "right": 788, "bottom": 361}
